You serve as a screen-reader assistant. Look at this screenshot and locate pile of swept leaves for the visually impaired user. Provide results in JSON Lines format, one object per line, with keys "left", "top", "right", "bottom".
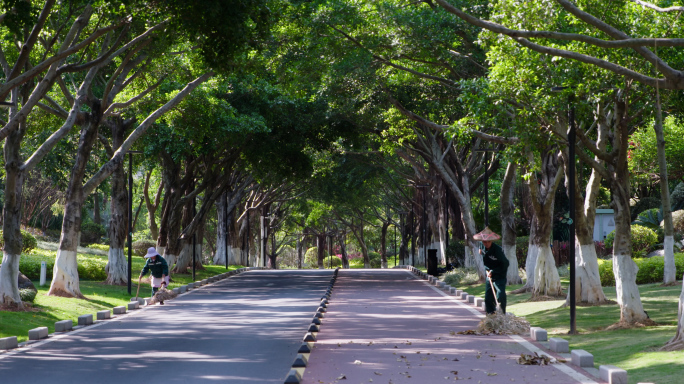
{"left": 149, "top": 287, "right": 178, "bottom": 304}
{"left": 457, "top": 313, "right": 530, "bottom": 336}
{"left": 518, "top": 352, "right": 553, "bottom": 365}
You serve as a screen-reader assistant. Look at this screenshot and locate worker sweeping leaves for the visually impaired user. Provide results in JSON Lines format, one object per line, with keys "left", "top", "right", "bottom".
{"left": 140, "top": 247, "right": 169, "bottom": 305}
{"left": 474, "top": 227, "right": 508, "bottom": 315}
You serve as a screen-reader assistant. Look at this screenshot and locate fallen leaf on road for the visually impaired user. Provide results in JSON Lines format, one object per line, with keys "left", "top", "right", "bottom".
{"left": 451, "top": 371, "right": 458, "bottom": 375}
{"left": 374, "top": 372, "right": 382, "bottom": 376}
{"left": 367, "top": 342, "right": 373, "bottom": 346}
{"left": 487, "top": 372, "right": 498, "bottom": 376}
{"left": 453, "top": 358, "right": 460, "bottom": 361}
{"left": 336, "top": 374, "right": 346, "bottom": 380}
{"left": 354, "top": 360, "right": 363, "bottom": 365}
{"left": 449, "top": 331, "right": 455, "bottom": 335}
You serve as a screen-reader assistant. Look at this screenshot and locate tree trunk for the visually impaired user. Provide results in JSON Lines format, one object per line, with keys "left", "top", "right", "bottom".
{"left": 338, "top": 234, "right": 349, "bottom": 269}
{"left": 93, "top": 192, "right": 101, "bottom": 225}
{"left": 172, "top": 197, "right": 195, "bottom": 273}
{"left": 500, "top": 162, "right": 522, "bottom": 285}
{"left": 214, "top": 190, "right": 229, "bottom": 266}
{"left": 105, "top": 119, "right": 128, "bottom": 285}
{"left": 316, "top": 234, "right": 326, "bottom": 269}
{"left": 611, "top": 177, "right": 650, "bottom": 323}
{"left": 49, "top": 112, "right": 101, "bottom": 298}
{"left": 0, "top": 118, "right": 26, "bottom": 307}
{"left": 529, "top": 150, "right": 564, "bottom": 299}
{"left": 661, "top": 274, "right": 684, "bottom": 350}
{"left": 563, "top": 144, "right": 608, "bottom": 305}
{"left": 654, "top": 92, "right": 676, "bottom": 285}
{"left": 380, "top": 221, "right": 389, "bottom": 268}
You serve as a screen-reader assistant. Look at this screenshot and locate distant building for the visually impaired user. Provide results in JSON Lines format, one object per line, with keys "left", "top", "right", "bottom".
{"left": 593, "top": 209, "right": 615, "bottom": 242}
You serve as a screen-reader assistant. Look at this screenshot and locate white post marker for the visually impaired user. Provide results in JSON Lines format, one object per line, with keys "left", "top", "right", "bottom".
{"left": 40, "top": 261, "right": 46, "bottom": 286}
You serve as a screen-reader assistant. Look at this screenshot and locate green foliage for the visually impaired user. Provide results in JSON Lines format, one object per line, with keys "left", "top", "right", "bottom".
{"left": 132, "top": 240, "right": 157, "bottom": 256}
{"left": 87, "top": 244, "right": 110, "bottom": 252}
{"left": 19, "top": 289, "right": 36, "bottom": 303}
{"left": 443, "top": 268, "right": 480, "bottom": 286}
{"left": 604, "top": 225, "right": 658, "bottom": 256}
{"left": 671, "top": 183, "right": 684, "bottom": 211}
{"left": 368, "top": 251, "right": 381, "bottom": 268}
{"left": 0, "top": 230, "right": 38, "bottom": 254}
{"left": 304, "top": 246, "right": 327, "bottom": 268}
{"left": 323, "top": 256, "right": 342, "bottom": 268}
{"left": 669, "top": 210, "right": 684, "bottom": 234}
{"left": 80, "top": 221, "right": 106, "bottom": 245}
{"left": 597, "top": 254, "right": 684, "bottom": 286}
{"left": 633, "top": 208, "right": 662, "bottom": 229}
{"left": 12, "top": 250, "right": 107, "bottom": 281}
{"left": 445, "top": 239, "right": 466, "bottom": 266}
{"left": 631, "top": 197, "right": 661, "bottom": 221}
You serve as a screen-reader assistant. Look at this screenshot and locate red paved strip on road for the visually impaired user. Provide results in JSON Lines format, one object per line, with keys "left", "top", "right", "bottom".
{"left": 302, "top": 269, "right": 600, "bottom": 384}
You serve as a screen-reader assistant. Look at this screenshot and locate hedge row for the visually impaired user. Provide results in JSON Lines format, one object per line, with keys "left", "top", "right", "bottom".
{"left": 597, "top": 254, "right": 684, "bottom": 286}
{"left": 9, "top": 252, "right": 108, "bottom": 281}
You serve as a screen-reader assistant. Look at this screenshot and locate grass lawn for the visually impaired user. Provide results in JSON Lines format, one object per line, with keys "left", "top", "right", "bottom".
{"left": 1, "top": 244, "right": 242, "bottom": 343}
{"left": 455, "top": 278, "right": 684, "bottom": 384}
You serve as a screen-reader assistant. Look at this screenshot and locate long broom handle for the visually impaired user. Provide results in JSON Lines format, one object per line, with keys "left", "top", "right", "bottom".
{"left": 488, "top": 275, "right": 500, "bottom": 308}
{"left": 135, "top": 274, "right": 142, "bottom": 299}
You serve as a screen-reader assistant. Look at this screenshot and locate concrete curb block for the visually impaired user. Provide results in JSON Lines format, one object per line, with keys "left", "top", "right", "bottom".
{"left": 54, "top": 320, "right": 73, "bottom": 332}
{"left": 599, "top": 365, "right": 628, "bottom": 384}
{"left": 571, "top": 349, "right": 594, "bottom": 368}
{"left": 28, "top": 327, "right": 49, "bottom": 341}
{"left": 78, "top": 314, "right": 93, "bottom": 326}
{"left": 474, "top": 298, "right": 484, "bottom": 307}
{"left": 0, "top": 336, "right": 18, "bottom": 350}
{"left": 127, "top": 302, "right": 140, "bottom": 310}
{"left": 97, "top": 310, "right": 111, "bottom": 320}
{"left": 549, "top": 337, "right": 569, "bottom": 353}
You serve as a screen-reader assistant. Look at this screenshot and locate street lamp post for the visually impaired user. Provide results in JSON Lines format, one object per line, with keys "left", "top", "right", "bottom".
{"left": 126, "top": 150, "right": 143, "bottom": 295}
{"left": 552, "top": 86, "right": 577, "bottom": 335}
{"left": 398, "top": 211, "right": 408, "bottom": 265}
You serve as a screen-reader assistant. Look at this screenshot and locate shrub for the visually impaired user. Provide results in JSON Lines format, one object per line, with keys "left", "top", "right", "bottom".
{"left": 322, "top": 256, "right": 342, "bottom": 268}
{"left": 14, "top": 251, "right": 108, "bottom": 281}
{"left": 670, "top": 210, "right": 684, "bottom": 234}
{"left": 671, "top": 183, "right": 684, "bottom": 210}
{"left": 132, "top": 239, "right": 156, "bottom": 256}
{"left": 443, "top": 268, "right": 480, "bottom": 286}
{"left": 604, "top": 225, "right": 658, "bottom": 255}
{"left": 631, "top": 196, "right": 661, "bottom": 221}
{"left": 445, "top": 240, "right": 466, "bottom": 267}
{"left": 87, "top": 244, "right": 110, "bottom": 252}
{"left": 80, "top": 221, "right": 106, "bottom": 245}
{"left": 368, "top": 251, "right": 381, "bottom": 268}
{"left": 597, "top": 254, "right": 684, "bottom": 286}
{"left": 304, "top": 247, "right": 328, "bottom": 268}
{"left": 19, "top": 288, "right": 37, "bottom": 302}
{"left": 0, "top": 230, "right": 38, "bottom": 254}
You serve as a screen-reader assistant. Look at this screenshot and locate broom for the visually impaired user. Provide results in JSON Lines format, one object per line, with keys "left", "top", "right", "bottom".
{"left": 488, "top": 275, "right": 504, "bottom": 315}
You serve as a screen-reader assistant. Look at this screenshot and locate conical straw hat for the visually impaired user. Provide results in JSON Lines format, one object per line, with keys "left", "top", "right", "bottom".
{"left": 472, "top": 227, "right": 501, "bottom": 241}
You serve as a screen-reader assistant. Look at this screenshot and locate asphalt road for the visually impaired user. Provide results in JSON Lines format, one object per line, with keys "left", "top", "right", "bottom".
{"left": 0, "top": 269, "right": 332, "bottom": 384}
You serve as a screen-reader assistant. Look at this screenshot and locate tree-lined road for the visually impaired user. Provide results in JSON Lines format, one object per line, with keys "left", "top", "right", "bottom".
{"left": 0, "top": 270, "right": 333, "bottom": 384}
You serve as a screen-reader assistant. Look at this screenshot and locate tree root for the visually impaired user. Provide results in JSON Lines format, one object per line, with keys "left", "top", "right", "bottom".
{"left": 605, "top": 319, "right": 658, "bottom": 330}
{"left": 659, "top": 340, "right": 684, "bottom": 351}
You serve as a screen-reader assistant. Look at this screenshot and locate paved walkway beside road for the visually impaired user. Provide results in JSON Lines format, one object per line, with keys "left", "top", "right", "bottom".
{"left": 302, "top": 269, "right": 601, "bottom": 384}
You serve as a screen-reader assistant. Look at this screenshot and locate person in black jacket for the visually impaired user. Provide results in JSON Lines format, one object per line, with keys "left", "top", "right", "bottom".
{"left": 474, "top": 227, "right": 509, "bottom": 315}
{"left": 140, "top": 247, "right": 169, "bottom": 304}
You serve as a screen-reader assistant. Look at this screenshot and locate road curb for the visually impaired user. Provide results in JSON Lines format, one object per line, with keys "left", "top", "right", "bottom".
{"left": 283, "top": 267, "right": 339, "bottom": 384}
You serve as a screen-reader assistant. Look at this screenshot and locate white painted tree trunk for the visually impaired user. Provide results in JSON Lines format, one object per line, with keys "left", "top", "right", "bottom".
{"left": 503, "top": 244, "right": 521, "bottom": 284}
{"left": 533, "top": 244, "right": 563, "bottom": 297}
{"left": 51, "top": 249, "right": 82, "bottom": 297}
{"left": 613, "top": 255, "right": 649, "bottom": 323}
{"left": 0, "top": 253, "right": 22, "bottom": 306}
{"left": 105, "top": 248, "right": 127, "bottom": 285}
{"left": 661, "top": 276, "right": 684, "bottom": 350}
{"left": 522, "top": 242, "right": 539, "bottom": 290}
{"left": 156, "top": 245, "right": 166, "bottom": 256}
{"left": 571, "top": 243, "right": 608, "bottom": 304}
{"left": 664, "top": 236, "right": 676, "bottom": 284}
